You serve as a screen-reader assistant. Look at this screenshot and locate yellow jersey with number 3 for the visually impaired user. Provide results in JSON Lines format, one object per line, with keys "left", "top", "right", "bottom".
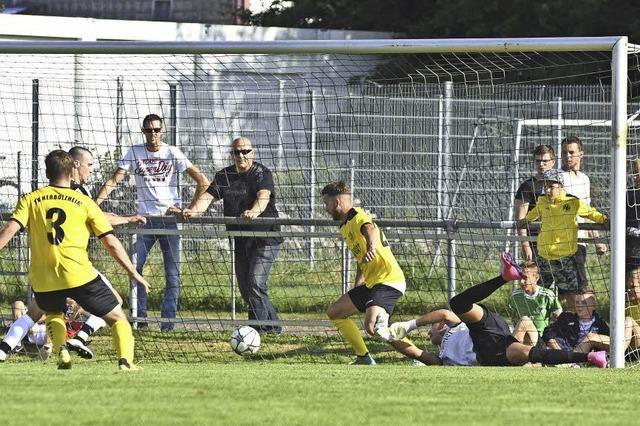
{"left": 340, "top": 207, "right": 405, "bottom": 292}
{"left": 10, "top": 185, "right": 113, "bottom": 292}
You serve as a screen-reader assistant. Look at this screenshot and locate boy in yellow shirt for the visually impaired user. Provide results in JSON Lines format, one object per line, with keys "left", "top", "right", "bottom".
{"left": 524, "top": 169, "right": 607, "bottom": 306}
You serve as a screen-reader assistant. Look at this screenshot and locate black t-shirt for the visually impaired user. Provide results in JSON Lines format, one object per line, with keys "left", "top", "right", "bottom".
{"left": 515, "top": 176, "right": 545, "bottom": 237}
{"left": 207, "top": 162, "right": 283, "bottom": 245}
{"left": 627, "top": 187, "right": 640, "bottom": 259}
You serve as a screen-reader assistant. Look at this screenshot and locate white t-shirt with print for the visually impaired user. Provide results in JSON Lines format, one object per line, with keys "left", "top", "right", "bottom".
{"left": 562, "top": 170, "right": 591, "bottom": 244}
{"left": 439, "top": 322, "right": 478, "bottom": 366}
{"left": 118, "top": 144, "right": 192, "bottom": 215}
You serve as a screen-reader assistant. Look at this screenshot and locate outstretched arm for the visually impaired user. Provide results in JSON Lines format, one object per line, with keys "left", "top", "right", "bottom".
{"left": 106, "top": 213, "right": 147, "bottom": 227}
{"left": 390, "top": 309, "right": 461, "bottom": 339}
{"left": 183, "top": 191, "right": 216, "bottom": 218}
{"left": 99, "top": 233, "right": 150, "bottom": 293}
{"left": 242, "top": 189, "right": 272, "bottom": 220}
{"left": 185, "top": 165, "right": 210, "bottom": 201}
{"left": 96, "top": 168, "right": 127, "bottom": 205}
{"left": 0, "top": 221, "right": 21, "bottom": 251}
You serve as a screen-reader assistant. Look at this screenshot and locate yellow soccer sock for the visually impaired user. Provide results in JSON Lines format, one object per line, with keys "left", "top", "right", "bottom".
{"left": 112, "top": 319, "right": 135, "bottom": 363}
{"left": 45, "top": 313, "right": 67, "bottom": 351}
{"left": 332, "top": 318, "right": 368, "bottom": 357}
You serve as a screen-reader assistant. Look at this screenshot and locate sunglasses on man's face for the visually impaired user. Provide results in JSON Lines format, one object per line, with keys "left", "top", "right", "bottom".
{"left": 232, "top": 149, "right": 253, "bottom": 156}
{"left": 143, "top": 127, "right": 162, "bottom": 134}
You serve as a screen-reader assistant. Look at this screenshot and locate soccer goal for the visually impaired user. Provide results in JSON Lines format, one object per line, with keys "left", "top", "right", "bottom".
{"left": 0, "top": 37, "right": 634, "bottom": 368}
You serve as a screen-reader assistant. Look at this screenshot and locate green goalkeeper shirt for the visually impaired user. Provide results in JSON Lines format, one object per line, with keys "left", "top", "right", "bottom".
{"left": 509, "top": 286, "right": 562, "bottom": 333}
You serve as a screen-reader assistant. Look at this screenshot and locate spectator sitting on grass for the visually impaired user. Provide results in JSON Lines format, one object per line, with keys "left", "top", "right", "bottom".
{"left": 508, "top": 261, "right": 562, "bottom": 346}
{"left": 542, "top": 291, "right": 640, "bottom": 362}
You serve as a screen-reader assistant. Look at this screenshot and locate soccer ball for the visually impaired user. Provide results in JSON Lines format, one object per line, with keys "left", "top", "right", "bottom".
{"left": 230, "top": 326, "right": 261, "bottom": 355}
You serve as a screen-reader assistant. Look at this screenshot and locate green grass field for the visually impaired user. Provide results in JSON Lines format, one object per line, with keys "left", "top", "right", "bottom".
{"left": 1, "top": 361, "right": 638, "bottom": 425}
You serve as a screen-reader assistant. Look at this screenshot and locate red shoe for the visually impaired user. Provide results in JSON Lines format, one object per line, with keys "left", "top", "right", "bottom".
{"left": 587, "top": 351, "right": 608, "bottom": 368}
{"left": 500, "top": 252, "right": 523, "bottom": 281}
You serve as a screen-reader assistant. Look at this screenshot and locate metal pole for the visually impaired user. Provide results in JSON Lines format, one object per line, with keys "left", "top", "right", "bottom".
{"left": 447, "top": 237, "right": 456, "bottom": 303}
{"left": 309, "top": 89, "right": 317, "bottom": 264}
{"left": 609, "top": 37, "right": 629, "bottom": 368}
{"left": 555, "top": 97, "right": 563, "bottom": 167}
{"left": 443, "top": 81, "right": 455, "bottom": 301}
{"left": 341, "top": 240, "right": 349, "bottom": 295}
{"left": 437, "top": 94, "right": 444, "bottom": 224}
{"left": 116, "top": 76, "right": 123, "bottom": 154}
{"left": 277, "top": 80, "right": 285, "bottom": 170}
{"left": 230, "top": 237, "right": 237, "bottom": 321}
{"left": 17, "top": 151, "right": 24, "bottom": 289}
{"left": 507, "top": 120, "right": 524, "bottom": 258}
{"left": 342, "top": 160, "right": 355, "bottom": 293}
{"left": 130, "top": 234, "right": 138, "bottom": 328}
{"left": 31, "top": 79, "right": 39, "bottom": 192}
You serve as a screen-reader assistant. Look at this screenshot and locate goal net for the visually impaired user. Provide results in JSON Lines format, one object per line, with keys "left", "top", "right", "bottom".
{"left": 0, "top": 38, "right": 633, "bottom": 366}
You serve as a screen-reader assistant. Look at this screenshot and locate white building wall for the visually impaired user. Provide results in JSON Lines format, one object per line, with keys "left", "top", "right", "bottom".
{"left": 0, "top": 15, "right": 390, "bottom": 204}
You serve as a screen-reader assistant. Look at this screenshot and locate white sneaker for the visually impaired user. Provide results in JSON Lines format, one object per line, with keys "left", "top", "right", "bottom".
{"left": 0, "top": 350, "right": 7, "bottom": 362}
{"left": 374, "top": 312, "right": 393, "bottom": 342}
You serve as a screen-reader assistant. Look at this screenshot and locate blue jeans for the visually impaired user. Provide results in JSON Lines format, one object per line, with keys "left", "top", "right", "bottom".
{"left": 234, "top": 238, "right": 281, "bottom": 333}
{"left": 135, "top": 221, "right": 181, "bottom": 330}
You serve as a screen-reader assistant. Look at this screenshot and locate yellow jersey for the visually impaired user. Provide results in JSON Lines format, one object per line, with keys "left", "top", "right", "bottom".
{"left": 11, "top": 185, "right": 113, "bottom": 292}
{"left": 340, "top": 207, "right": 405, "bottom": 292}
{"left": 525, "top": 191, "right": 607, "bottom": 260}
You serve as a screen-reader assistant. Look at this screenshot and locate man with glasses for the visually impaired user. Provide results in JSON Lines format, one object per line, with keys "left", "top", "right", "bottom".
{"left": 96, "top": 114, "right": 209, "bottom": 331}
{"left": 183, "top": 137, "right": 283, "bottom": 333}
{"left": 514, "top": 144, "right": 556, "bottom": 262}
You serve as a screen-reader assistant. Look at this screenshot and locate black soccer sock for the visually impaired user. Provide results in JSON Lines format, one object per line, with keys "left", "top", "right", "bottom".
{"left": 528, "top": 347, "right": 588, "bottom": 365}
{"left": 80, "top": 323, "right": 94, "bottom": 336}
{"left": 0, "top": 341, "right": 11, "bottom": 355}
{"left": 449, "top": 275, "right": 506, "bottom": 315}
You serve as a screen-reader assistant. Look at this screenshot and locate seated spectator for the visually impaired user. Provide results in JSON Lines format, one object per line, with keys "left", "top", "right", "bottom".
{"left": 509, "top": 261, "right": 562, "bottom": 346}
{"left": 626, "top": 158, "right": 640, "bottom": 325}
{"left": 542, "top": 291, "right": 640, "bottom": 361}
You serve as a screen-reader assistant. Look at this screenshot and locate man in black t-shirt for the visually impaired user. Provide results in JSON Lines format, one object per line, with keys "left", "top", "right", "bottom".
{"left": 514, "top": 144, "right": 556, "bottom": 261}
{"left": 184, "top": 137, "right": 282, "bottom": 333}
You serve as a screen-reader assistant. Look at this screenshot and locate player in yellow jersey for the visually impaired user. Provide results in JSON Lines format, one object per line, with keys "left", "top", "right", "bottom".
{"left": 321, "top": 181, "right": 440, "bottom": 365}
{"left": 0, "top": 150, "right": 150, "bottom": 370}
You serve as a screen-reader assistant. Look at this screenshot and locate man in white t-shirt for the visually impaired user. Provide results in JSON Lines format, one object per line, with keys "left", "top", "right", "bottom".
{"left": 96, "top": 114, "right": 209, "bottom": 330}
{"left": 561, "top": 136, "right": 607, "bottom": 301}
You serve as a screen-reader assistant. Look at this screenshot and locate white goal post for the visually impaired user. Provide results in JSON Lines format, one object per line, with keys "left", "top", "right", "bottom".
{"left": 0, "top": 36, "right": 633, "bottom": 367}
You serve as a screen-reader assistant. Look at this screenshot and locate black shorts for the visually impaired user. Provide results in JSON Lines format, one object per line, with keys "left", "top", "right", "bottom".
{"left": 34, "top": 275, "right": 119, "bottom": 318}
{"left": 466, "top": 304, "right": 519, "bottom": 366}
{"left": 348, "top": 284, "right": 403, "bottom": 315}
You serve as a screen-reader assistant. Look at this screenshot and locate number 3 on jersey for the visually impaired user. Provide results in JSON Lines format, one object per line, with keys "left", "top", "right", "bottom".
{"left": 46, "top": 207, "right": 66, "bottom": 245}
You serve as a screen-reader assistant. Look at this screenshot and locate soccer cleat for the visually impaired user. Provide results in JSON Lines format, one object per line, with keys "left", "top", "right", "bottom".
{"left": 587, "top": 350, "right": 608, "bottom": 368}
{"left": 67, "top": 338, "right": 94, "bottom": 359}
{"left": 0, "top": 350, "right": 7, "bottom": 363}
{"left": 410, "top": 358, "right": 426, "bottom": 367}
{"left": 500, "top": 252, "right": 524, "bottom": 281}
{"left": 57, "top": 346, "right": 72, "bottom": 370}
{"left": 373, "top": 311, "right": 393, "bottom": 342}
{"left": 349, "top": 353, "right": 377, "bottom": 366}
{"left": 118, "top": 358, "right": 142, "bottom": 372}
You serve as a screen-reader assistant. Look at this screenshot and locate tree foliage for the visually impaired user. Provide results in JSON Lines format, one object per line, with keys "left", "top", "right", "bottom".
{"left": 248, "top": 0, "right": 640, "bottom": 41}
